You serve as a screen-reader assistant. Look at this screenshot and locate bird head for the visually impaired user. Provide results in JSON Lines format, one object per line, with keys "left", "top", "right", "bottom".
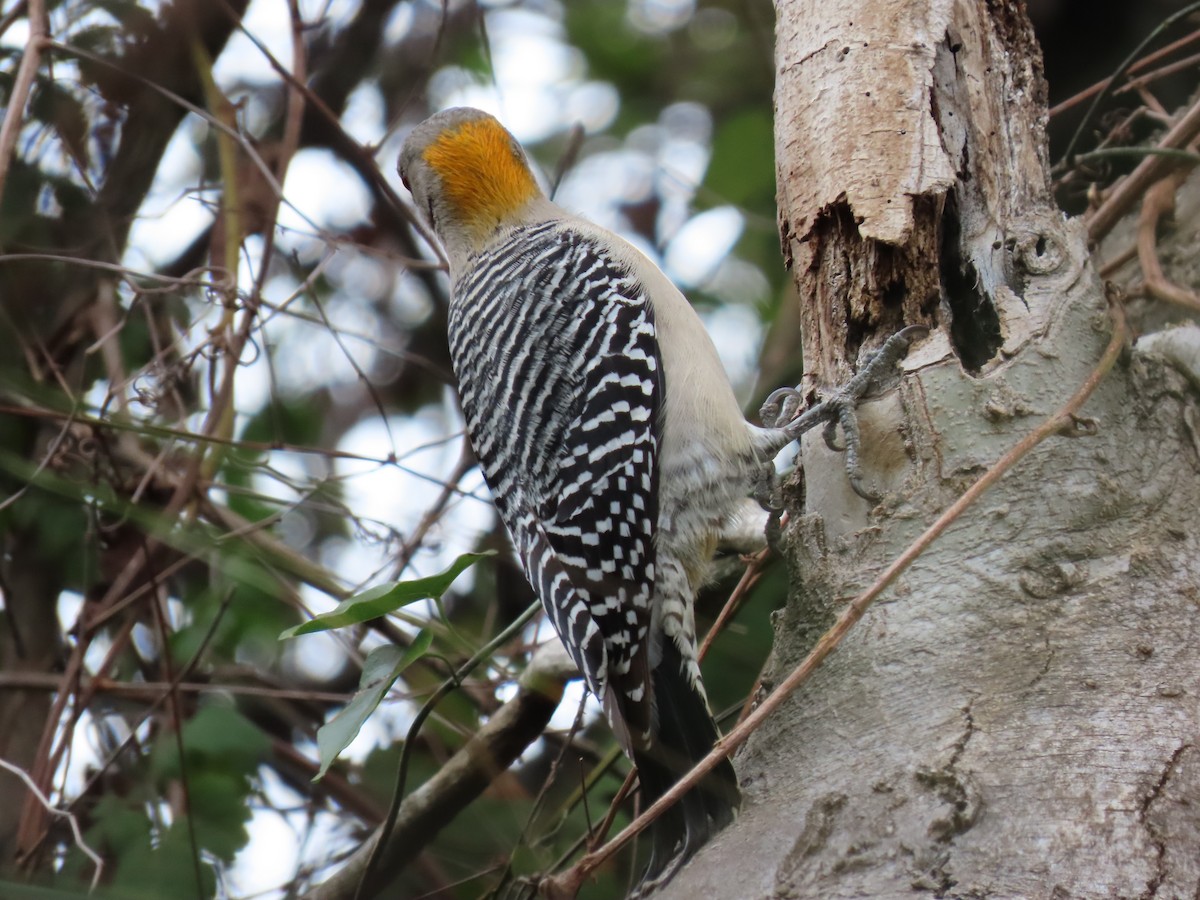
{"left": 398, "top": 107, "right": 546, "bottom": 272}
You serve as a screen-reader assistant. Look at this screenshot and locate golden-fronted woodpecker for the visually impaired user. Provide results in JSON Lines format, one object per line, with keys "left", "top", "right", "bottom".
{"left": 398, "top": 107, "right": 921, "bottom": 891}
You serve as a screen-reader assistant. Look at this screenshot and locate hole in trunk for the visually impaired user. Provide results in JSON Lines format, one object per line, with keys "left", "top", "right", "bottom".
{"left": 939, "top": 193, "right": 1002, "bottom": 373}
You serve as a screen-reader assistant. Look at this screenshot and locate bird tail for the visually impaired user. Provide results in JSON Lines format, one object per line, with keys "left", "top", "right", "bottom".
{"left": 630, "top": 637, "right": 739, "bottom": 894}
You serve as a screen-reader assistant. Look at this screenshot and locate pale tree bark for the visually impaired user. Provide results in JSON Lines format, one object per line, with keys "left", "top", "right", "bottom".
{"left": 659, "top": 0, "right": 1200, "bottom": 897}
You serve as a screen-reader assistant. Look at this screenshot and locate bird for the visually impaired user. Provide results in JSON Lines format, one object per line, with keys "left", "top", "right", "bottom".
{"left": 398, "top": 106, "right": 922, "bottom": 892}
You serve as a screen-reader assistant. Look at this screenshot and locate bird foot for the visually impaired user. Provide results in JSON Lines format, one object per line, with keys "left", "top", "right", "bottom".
{"left": 759, "top": 325, "right": 928, "bottom": 502}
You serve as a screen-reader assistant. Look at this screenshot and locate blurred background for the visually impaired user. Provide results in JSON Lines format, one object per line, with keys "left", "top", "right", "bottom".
{"left": 0, "top": 0, "right": 1195, "bottom": 896}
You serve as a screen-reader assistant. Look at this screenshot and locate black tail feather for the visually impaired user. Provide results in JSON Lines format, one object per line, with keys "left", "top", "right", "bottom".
{"left": 630, "top": 639, "right": 739, "bottom": 894}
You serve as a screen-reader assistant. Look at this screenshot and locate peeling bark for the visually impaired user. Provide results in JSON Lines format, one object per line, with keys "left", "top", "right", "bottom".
{"left": 656, "top": 1, "right": 1200, "bottom": 897}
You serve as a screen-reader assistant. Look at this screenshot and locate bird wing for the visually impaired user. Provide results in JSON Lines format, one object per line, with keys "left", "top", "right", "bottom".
{"left": 449, "top": 222, "right": 661, "bottom": 746}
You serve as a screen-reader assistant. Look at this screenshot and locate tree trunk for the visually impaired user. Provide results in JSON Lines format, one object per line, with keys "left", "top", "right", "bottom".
{"left": 660, "top": 0, "right": 1200, "bottom": 896}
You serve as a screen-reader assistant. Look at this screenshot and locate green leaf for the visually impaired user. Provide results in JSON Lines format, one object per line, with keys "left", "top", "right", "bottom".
{"left": 313, "top": 631, "right": 433, "bottom": 780}
{"left": 81, "top": 794, "right": 152, "bottom": 857}
{"left": 151, "top": 705, "right": 270, "bottom": 780}
{"left": 185, "top": 705, "right": 271, "bottom": 771}
{"left": 184, "top": 771, "right": 255, "bottom": 862}
{"left": 116, "top": 824, "right": 215, "bottom": 899}
{"left": 280, "top": 551, "right": 494, "bottom": 639}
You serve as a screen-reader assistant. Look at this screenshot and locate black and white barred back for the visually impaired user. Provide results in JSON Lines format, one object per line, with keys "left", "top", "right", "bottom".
{"left": 449, "top": 220, "right": 662, "bottom": 748}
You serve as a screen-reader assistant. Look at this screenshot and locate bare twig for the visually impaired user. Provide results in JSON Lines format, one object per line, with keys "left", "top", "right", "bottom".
{"left": 1059, "top": 3, "right": 1200, "bottom": 165}
{"left": 1049, "top": 27, "right": 1200, "bottom": 119}
{"left": 0, "top": 670, "right": 353, "bottom": 704}
{"left": 0, "top": 402, "right": 463, "bottom": 472}
{"left": 0, "top": 252, "right": 229, "bottom": 291}
{"left": 1087, "top": 94, "right": 1200, "bottom": 241}
{"left": 1121, "top": 49, "right": 1200, "bottom": 96}
{"left": 217, "top": 0, "right": 448, "bottom": 268}
{"left": 588, "top": 768, "right": 635, "bottom": 852}
{"left": 15, "top": 612, "right": 98, "bottom": 857}
{"left": 0, "top": 757, "right": 103, "bottom": 892}
{"left": 1134, "top": 169, "right": 1200, "bottom": 312}
{"left": 88, "top": 280, "right": 131, "bottom": 416}
{"left": 486, "top": 692, "right": 592, "bottom": 899}
{"left": 45, "top": 40, "right": 318, "bottom": 236}
{"left": 0, "top": 0, "right": 45, "bottom": 203}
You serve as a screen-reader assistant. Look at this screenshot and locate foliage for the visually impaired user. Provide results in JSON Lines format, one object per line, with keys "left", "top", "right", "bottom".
{"left": 0, "top": 1, "right": 782, "bottom": 897}
{"left": 313, "top": 633, "right": 431, "bottom": 780}
{"left": 279, "top": 552, "right": 492, "bottom": 638}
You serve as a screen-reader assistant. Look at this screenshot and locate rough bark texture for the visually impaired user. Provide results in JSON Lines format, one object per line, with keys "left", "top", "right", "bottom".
{"left": 658, "top": 0, "right": 1200, "bottom": 897}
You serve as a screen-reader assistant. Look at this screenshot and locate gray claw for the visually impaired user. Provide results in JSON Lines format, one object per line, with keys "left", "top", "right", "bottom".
{"left": 760, "top": 387, "right": 804, "bottom": 429}
{"left": 822, "top": 417, "right": 843, "bottom": 452}
{"left": 753, "top": 464, "right": 783, "bottom": 514}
